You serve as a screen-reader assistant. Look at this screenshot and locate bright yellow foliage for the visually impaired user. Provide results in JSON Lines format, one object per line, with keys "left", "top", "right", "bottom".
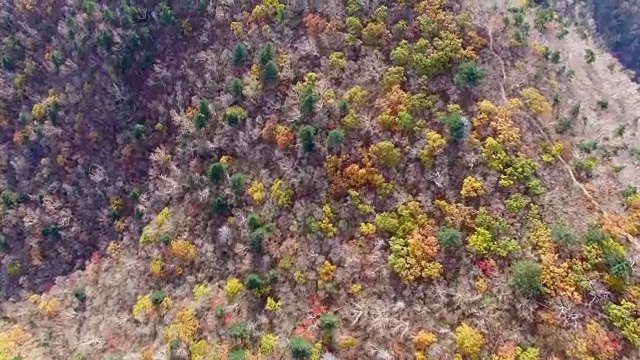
{"left": 31, "top": 102, "right": 46, "bottom": 120}
{"left": 527, "top": 206, "right": 583, "bottom": 302}
{"left": 343, "top": 86, "right": 368, "bottom": 108}
{"left": 169, "top": 238, "right": 197, "bottom": 261}
{"left": 329, "top": 52, "right": 347, "bottom": 70}
{"left": 348, "top": 190, "right": 374, "bottom": 213}
{"left": 270, "top": 178, "right": 293, "bottom": 208}
{"left": 140, "top": 207, "right": 171, "bottom": 245}
{"left": 230, "top": 21, "right": 243, "bottom": 35}
{"left": 461, "top": 176, "right": 485, "bottom": 198}
{"left": 156, "top": 207, "right": 170, "bottom": 227}
{"left": 339, "top": 336, "right": 357, "bottom": 349}
{"left": 349, "top": 283, "right": 362, "bottom": 295}
{"left": 193, "top": 283, "right": 212, "bottom": 301}
{"left": 473, "top": 100, "right": 522, "bottom": 148}
{"left": 455, "top": 323, "right": 484, "bottom": 356}
{"left": 132, "top": 294, "right": 154, "bottom": 319}
{"left": 150, "top": 257, "right": 164, "bottom": 277}
{"left": 248, "top": 181, "right": 266, "bottom": 204}
{"left": 37, "top": 297, "right": 60, "bottom": 318}
{"left": 317, "top": 204, "right": 338, "bottom": 237}
{"left": 319, "top": 261, "right": 337, "bottom": 282}
{"left": 0, "top": 325, "right": 30, "bottom": 360}
{"left": 359, "top": 222, "right": 377, "bottom": 237}
{"left": 520, "top": 87, "right": 552, "bottom": 116}
{"left": 260, "top": 333, "right": 279, "bottom": 355}
{"left": 418, "top": 130, "right": 447, "bottom": 167}
{"left": 413, "top": 330, "right": 437, "bottom": 350}
{"left": 483, "top": 137, "right": 509, "bottom": 170}
{"left": 164, "top": 308, "right": 199, "bottom": 345}
{"left": 265, "top": 297, "right": 282, "bottom": 312}
{"left": 190, "top": 339, "right": 212, "bottom": 360}
{"left": 541, "top": 142, "right": 564, "bottom": 162}
{"left": 225, "top": 277, "right": 244, "bottom": 301}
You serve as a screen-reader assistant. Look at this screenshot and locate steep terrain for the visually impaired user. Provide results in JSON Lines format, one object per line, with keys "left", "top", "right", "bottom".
{"left": 0, "top": 1, "right": 640, "bottom": 359}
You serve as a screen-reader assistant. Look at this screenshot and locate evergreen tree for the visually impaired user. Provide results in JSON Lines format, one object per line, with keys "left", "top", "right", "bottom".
{"left": 258, "top": 43, "right": 273, "bottom": 66}
{"left": 208, "top": 162, "right": 226, "bottom": 184}
{"left": 510, "top": 260, "right": 543, "bottom": 298}
{"left": 229, "top": 78, "right": 244, "bottom": 99}
{"left": 298, "top": 125, "right": 316, "bottom": 153}
{"left": 454, "top": 62, "right": 486, "bottom": 89}
{"left": 443, "top": 113, "right": 466, "bottom": 142}
{"left": 262, "top": 61, "right": 280, "bottom": 85}
{"left": 299, "top": 86, "right": 320, "bottom": 116}
{"left": 289, "top": 336, "right": 313, "bottom": 359}
{"left": 232, "top": 43, "right": 248, "bottom": 68}
{"left": 327, "top": 129, "right": 344, "bottom": 151}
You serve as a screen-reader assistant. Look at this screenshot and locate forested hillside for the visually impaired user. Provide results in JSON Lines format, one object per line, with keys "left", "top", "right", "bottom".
{"left": 0, "top": 0, "right": 639, "bottom": 359}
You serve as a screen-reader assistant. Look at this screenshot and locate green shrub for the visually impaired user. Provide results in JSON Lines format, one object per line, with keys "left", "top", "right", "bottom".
{"left": 158, "top": 2, "right": 175, "bottom": 25}
{"left": 620, "top": 185, "right": 637, "bottom": 200}
{"left": 229, "top": 78, "right": 244, "bottom": 99}
{"left": 228, "top": 347, "right": 247, "bottom": 360}
{"left": 605, "top": 301, "right": 640, "bottom": 346}
{"left": 229, "top": 321, "right": 248, "bottom": 340}
{"left": 208, "top": 162, "right": 226, "bottom": 184}
{"left": 584, "top": 49, "right": 596, "bottom": 64}
{"left": 510, "top": 260, "right": 543, "bottom": 298}
{"left": 262, "top": 61, "right": 280, "bottom": 85}
{"left": 396, "top": 111, "right": 417, "bottom": 131}
{"left": 327, "top": 129, "right": 345, "bottom": 151}
{"left": 443, "top": 113, "right": 466, "bottom": 142}
{"left": 194, "top": 99, "right": 211, "bottom": 129}
{"left": 73, "top": 288, "right": 86, "bottom": 302}
{"left": 232, "top": 43, "right": 248, "bottom": 67}
{"left": 551, "top": 224, "right": 578, "bottom": 246}
{"left": 133, "top": 124, "right": 145, "bottom": 139}
{"left": 555, "top": 117, "right": 572, "bottom": 134}
{"left": 603, "top": 247, "right": 631, "bottom": 282}
{"left": 230, "top": 174, "right": 245, "bottom": 199}
{"left": 338, "top": 100, "right": 349, "bottom": 113}
{"left": 129, "top": 188, "right": 141, "bottom": 202}
{"left": 504, "top": 193, "right": 530, "bottom": 213}
{"left": 150, "top": 290, "right": 166, "bottom": 306}
{"left": 245, "top": 273, "right": 265, "bottom": 290}
{"left": 319, "top": 312, "right": 339, "bottom": 331}
{"left": 299, "top": 86, "right": 320, "bottom": 116}
{"left": 454, "top": 62, "right": 486, "bottom": 89}
{"left": 289, "top": 336, "right": 313, "bottom": 359}
{"left": 525, "top": 178, "right": 546, "bottom": 196}
{"left": 298, "top": 125, "right": 316, "bottom": 153}
{"left": 211, "top": 196, "right": 231, "bottom": 216}
{"left": 534, "top": 7, "right": 553, "bottom": 31}
{"left": 249, "top": 227, "right": 267, "bottom": 253}
{"left": 246, "top": 213, "right": 262, "bottom": 231}
{"left": 584, "top": 225, "right": 606, "bottom": 244}
{"left": 436, "top": 227, "right": 462, "bottom": 248}
{"left": 259, "top": 44, "right": 273, "bottom": 66}
{"left": 577, "top": 140, "right": 598, "bottom": 154}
